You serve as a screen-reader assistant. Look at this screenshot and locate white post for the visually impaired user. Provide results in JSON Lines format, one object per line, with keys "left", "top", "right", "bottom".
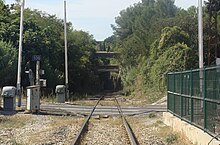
{"left": 17, "top": 0, "right": 25, "bottom": 107}
{"left": 198, "top": 0, "right": 204, "bottom": 110}
{"left": 198, "top": 0, "right": 204, "bottom": 69}
{"left": 64, "top": 0, "right": 69, "bottom": 99}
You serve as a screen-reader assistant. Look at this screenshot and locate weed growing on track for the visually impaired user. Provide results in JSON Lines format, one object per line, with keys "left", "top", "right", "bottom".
{"left": 149, "top": 113, "right": 156, "bottom": 118}
{"left": 166, "top": 133, "right": 178, "bottom": 144}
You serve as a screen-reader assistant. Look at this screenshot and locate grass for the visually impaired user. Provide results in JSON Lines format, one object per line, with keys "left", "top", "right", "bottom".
{"left": 0, "top": 115, "right": 30, "bottom": 128}
{"left": 41, "top": 95, "right": 56, "bottom": 103}
{"left": 69, "top": 93, "right": 90, "bottom": 101}
{"left": 166, "top": 133, "right": 178, "bottom": 144}
{"left": 154, "top": 125, "right": 194, "bottom": 145}
{"left": 41, "top": 94, "right": 92, "bottom": 104}
{"left": 143, "top": 89, "right": 166, "bottom": 103}
{"left": 40, "top": 91, "right": 163, "bottom": 107}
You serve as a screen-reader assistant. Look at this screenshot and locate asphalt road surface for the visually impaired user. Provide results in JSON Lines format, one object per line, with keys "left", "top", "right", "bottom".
{"left": 41, "top": 103, "right": 167, "bottom": 115}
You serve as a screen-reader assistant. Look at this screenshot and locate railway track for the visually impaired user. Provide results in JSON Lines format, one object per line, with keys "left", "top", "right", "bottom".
{"left": 72, "top": 95, "right": 139, "bottom": 145}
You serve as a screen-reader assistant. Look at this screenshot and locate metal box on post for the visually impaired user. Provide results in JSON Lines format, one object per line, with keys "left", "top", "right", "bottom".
{"left": 55, "top": 85, "right": 66, "bottom": 103}
{"left": 26, "top": 85, "right": 40, "bottom": 112}
{"left": 1, "top": 86, "right": 16, "bottom": 111}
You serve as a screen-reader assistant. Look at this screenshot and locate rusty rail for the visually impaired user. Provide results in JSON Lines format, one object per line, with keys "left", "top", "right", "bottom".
{"left": 72, "top": 95, "right": 104, "bottom": 145}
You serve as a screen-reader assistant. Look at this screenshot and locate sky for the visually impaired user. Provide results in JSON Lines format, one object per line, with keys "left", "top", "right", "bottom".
{"left": 5, "top": 0, "right": 206, "bottom": 41}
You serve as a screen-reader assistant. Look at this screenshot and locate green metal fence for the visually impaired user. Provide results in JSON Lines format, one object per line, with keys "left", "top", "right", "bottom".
{"left": 167, "top": 66, "right": 220, "bottom": 135}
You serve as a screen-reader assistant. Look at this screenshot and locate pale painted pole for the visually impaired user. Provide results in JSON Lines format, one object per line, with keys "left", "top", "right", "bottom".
{"left": 64, "top": 0, "right": 69, "bottom": 99}
{"left": 17, "top": 0, "right": 25, "bottom": 107}
{"left": 198, "top": 0, "right": 204, "bottom": 69}
{"left": 198, "top": 0, "right": 204, "bottom": 109}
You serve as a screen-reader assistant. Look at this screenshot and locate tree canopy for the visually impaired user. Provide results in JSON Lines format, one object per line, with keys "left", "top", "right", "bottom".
{"left": 0, "top": 1, "right": 101, "bottom": 94}
{"left": 107, "top": 0, "right": 212, "bottom": 100}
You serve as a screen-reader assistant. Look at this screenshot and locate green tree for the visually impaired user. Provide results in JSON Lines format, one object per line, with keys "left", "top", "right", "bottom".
{"left": 0, "top": 1, "right": 101, "bottom": 95}
{"left": 0, "top": 41, "right": 18, "bottom": 87}
{"left": 110, "top": 0, "right": 199, "bottom": 99}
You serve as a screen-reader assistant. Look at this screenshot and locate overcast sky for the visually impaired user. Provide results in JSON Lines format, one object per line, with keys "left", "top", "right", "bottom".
{"left": 5, "top": 0, "right": 206, "bottom": 41}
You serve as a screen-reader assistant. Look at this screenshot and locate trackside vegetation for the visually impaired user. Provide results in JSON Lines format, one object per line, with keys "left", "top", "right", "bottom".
{"left": 0, "top": 0, "right": 219, "bottom": 101}
{"left": 105, "top": 0, "right": 218, "bottom": 101}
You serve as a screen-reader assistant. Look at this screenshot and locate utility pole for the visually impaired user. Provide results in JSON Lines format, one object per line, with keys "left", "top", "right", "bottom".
{"left": 64, "top": 0, "right": 69, "bottom": 99}
{"left": 198, "top": 0, "right": 204, "bottom": 70}
{"left": 198, "top": 0, "right": 205, "bottom": 109}
{"left": 17, "top": 0, "right": 25, "bottom": 107}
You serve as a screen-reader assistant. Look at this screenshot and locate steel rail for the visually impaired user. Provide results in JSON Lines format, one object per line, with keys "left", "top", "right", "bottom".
{"left": 72, "top": 95, "right": 104, "bottom": 145}
{"left": 114, "top": 97, "right": 139, "bottom": 145}
{"left": 72, "top": 95, "right": 139, "bottom": 145}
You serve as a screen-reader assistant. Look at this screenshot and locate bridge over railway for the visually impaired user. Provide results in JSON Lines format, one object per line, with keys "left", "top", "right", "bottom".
{"left": 95, "top": 51, "right": 120, "bottom": 73}
{"left": 95, "top": 51, "right": 120, "bottom": 58}
{"left": 94, "top": 51, "right": 121, "bottom": 90}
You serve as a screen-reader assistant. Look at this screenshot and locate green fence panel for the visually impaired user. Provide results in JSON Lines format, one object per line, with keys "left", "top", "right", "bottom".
{"left": 167, "top": 66, "right": 220, "bottom": 135}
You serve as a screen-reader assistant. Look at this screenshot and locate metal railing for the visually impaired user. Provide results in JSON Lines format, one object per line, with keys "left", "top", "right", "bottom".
{"left": 167, "top": 66, "right": 220, "bottom": 135}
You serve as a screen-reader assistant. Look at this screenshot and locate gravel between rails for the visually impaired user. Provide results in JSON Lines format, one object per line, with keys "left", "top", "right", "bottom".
{"left": 0, "top": 114, "right": 84, "bottom": 145}
{"left": 81, "top": 117, "right": 130, "bottom": 145}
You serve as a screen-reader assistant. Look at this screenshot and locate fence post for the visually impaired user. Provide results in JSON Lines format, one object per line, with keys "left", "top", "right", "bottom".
{"left": 203, "top": 67, "right": 207, "bottom": 129}
{"left": 190, "top": 69, "right": 194, "bottom": 122}
{"left": 180, "top": 72, "right": 183, "bottom": 117}
{"left": 173, "top": 74, "right": 176, "bottom": 113}
{"left": 214, "top": 68, "right": 217, "bottom": 100}
{"left": 167, "top": 73, "right": 169, "bottom": 111}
